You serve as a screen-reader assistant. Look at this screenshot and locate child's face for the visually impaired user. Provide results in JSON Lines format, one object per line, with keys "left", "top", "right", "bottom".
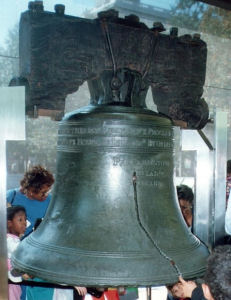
{"left": 8, "top": 211, "right": 27, "bottom": 236}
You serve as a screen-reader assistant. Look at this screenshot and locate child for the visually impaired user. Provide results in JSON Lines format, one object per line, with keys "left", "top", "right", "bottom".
{"left": 7, "top": 205, "right": 29, "bottom": 300}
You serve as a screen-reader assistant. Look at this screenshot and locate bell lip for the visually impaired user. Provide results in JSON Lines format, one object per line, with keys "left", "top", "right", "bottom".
{"left": 12, "top": 265, "right": 206, "bottom": 287}
{"left": 12, "top": 235, "right": 209, "bottom": 287}
{"left": 12, "top": 255, "right": 207, "bottom": 287}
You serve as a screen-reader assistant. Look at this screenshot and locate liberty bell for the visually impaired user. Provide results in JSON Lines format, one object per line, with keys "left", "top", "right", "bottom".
{"left": 12, "top": 4, "right": 209, "bottom": 287}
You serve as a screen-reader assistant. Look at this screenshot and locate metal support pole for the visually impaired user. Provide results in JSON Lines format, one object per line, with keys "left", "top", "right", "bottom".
{"left": 146, "top": 287, "right": 152, "bottom": 300}
{"left": 0, "top": 87, "right": 25, "bottom": 300}
{"left": 213, "top": 110, "right": 227, "bottom": 245}
{"left": 0, "top": 139, "right": 8, "bottom": 300}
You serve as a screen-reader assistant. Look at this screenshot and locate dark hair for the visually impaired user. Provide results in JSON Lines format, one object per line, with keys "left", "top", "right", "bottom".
{"left": 7, "top": 205, "right": 26, "bottom": 221}
{"left": 34, "top": 218, "right": 43, "bottom": 230}
{"left": 166, "top": 284, "right": 174, "bottom": 290}
{"left": 20, "top": 165, "right": 54, "bottom": 193}
{"left": 227, "top": 160, "right": 231, "bottom": 174}
{"left": 204, "top": 245, "right": 231, "bottom": 300}
{"left": 176, "top": 184, "right": 194, "bottom": 204}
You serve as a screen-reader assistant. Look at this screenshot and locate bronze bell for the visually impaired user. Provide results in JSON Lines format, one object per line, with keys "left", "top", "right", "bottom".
{"left": 12, "top": 104, "right": 209, "bottom": 287}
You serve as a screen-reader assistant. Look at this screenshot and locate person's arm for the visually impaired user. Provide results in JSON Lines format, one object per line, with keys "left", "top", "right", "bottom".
{"left": 178, "top": 277, "right": 197, "bottom": 298}
{"left": 7, "top": 236, "right": 22, "bottom": 282}
{"left": 178, "top": 277, "right": 206, "bottom": 300}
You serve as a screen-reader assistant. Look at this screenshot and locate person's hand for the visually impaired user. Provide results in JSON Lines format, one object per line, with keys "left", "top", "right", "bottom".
{"left": 22, "top": 273, "right": 32, "bottom": 280}
{"left": 118, "top": 287, "right": 125, "bottom": 296}
{"left": 178, "top": 276, "right": 197, "bottom": 298}
{"left": 74, "top": 286, "right": 87, "bottom": 296}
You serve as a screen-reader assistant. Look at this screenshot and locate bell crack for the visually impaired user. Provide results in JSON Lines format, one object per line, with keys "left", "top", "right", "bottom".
{"left": 132, "top": 171, "right": 182, "bottom": 277}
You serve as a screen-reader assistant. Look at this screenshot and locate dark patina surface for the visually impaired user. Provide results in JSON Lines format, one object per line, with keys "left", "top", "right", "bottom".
{"left": 11, "top": 2, "right": 208, "bottom": 128}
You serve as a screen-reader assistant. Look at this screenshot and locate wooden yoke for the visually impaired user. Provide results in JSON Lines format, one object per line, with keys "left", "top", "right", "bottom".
{"left": 12, "top": 1, "right": 208, "bottom": 129}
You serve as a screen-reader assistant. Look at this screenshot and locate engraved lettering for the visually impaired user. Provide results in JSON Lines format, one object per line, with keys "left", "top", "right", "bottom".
{"left": 76, "top": 138, "right": 98, "bottom": 146}
{"left": 138, "top": 180, "right": 163, "bottom": 188}
{"left": 137, "top": 170, "right": 165, "bottom": 177}
{"left": 94, "top": 187, "right": 111, "bottom": 200}
{"left": 59, "top": 125, "right": 172, "bottom": 138}
{"left": 112, "top": 156, "right": 125, "bottom": 167}
{"left": 107, "top": 138, "right": 128, "bottom": 147}
{"left": 148, "top": 140, "right": 171, "bottom": 148}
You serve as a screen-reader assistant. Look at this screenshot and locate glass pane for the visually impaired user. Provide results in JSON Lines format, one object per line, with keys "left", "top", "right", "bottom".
{"left": 1, "top": 1, "right": 230, "bottom": 298}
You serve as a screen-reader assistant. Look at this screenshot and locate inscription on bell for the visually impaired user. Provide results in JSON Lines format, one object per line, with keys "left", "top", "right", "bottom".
{"left": 58, "top": 124, "right": 172, "bottom": 137}
{"left": 57, "top": 136, "right": 172, "bottom": 150}
{"left": 139, "top": 180, "right": 163, "bottom": 188}
{"left": 112, "top": 155, "right": 170, "bottom": 170}
{"left": 147, "top": 140, "right": 171, "bottom": 148}
{"left": 57, "top": 123, "right": 173, "bottom": 153}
